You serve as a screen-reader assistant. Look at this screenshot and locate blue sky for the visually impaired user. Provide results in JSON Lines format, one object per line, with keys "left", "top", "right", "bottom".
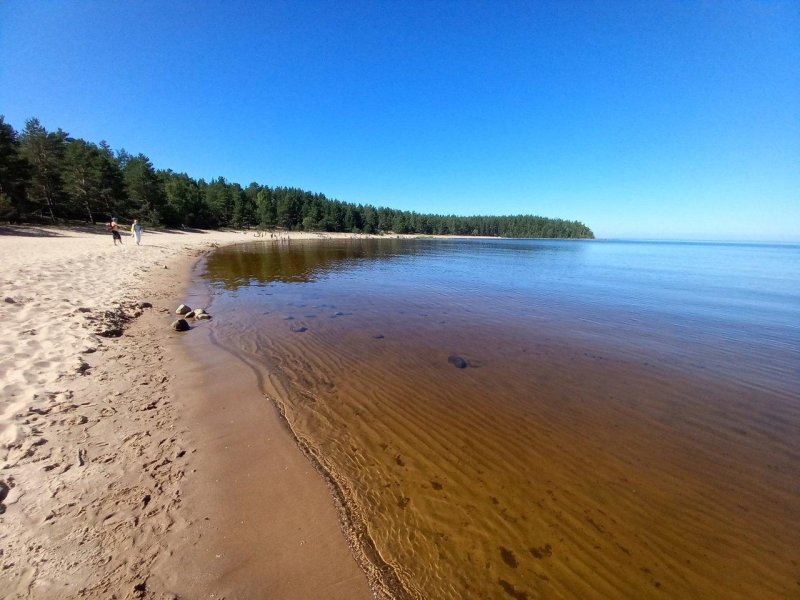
{"left": 1, "top": 1, "right": 798, "bottom": 240}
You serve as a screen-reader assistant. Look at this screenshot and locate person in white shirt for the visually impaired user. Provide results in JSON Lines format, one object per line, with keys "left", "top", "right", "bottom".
{"left": 130, "top": 219, "right": 142, "bottom": 245}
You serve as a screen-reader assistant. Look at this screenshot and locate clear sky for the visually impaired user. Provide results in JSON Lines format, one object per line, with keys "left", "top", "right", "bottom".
{"left": 1, "top": 1, "right": 798, "bottom": 240}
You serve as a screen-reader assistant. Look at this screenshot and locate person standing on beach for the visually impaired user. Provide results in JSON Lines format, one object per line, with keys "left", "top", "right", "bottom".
{"left": 107, "top": 218, "right": 123, "bottom": 246}
{"left": 130, "top": 219, "right": 142, "bottom": 245}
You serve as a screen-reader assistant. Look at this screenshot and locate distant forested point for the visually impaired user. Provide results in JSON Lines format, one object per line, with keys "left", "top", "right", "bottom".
{"left": 0, "top": 116, "right": 594, "bottom": 239}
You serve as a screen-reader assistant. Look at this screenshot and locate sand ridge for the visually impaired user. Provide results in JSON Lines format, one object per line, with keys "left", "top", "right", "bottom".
{"left": 0, "top": 226, "right": 376, "bottom": 599}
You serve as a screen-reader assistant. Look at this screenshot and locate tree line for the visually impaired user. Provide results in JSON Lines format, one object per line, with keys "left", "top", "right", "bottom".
{"left": 0, "top": 116, "right": 594, "bottom": 238}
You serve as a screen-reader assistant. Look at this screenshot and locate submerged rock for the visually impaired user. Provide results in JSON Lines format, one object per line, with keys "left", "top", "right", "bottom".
{"left": 175, "top": 304, "right": 191, "bottom": 315}
{"left": 171, "top": 319, "right": 190, "bottom": 332}
{"left": 196, "top": 313, "right": 212, "bottom": 320}
{"left": 184, "top": 310, "right": 196, "bottom": 318}
{"left": 447, "top": 355, "right": 468, "bottom": 369}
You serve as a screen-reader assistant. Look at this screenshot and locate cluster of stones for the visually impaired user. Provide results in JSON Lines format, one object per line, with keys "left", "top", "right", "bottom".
{"left": 171, "top": 304, "right": 212, "bottom": 332}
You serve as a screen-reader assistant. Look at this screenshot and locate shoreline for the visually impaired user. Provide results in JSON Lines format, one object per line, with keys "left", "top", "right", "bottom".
{"left": 190, "top": 313, "right": 414, "bottom": 600}
{"left": 0, "top": 226, "right": 378, "bottom": 598}
{"left": 3, "top": 227, "right": 798, "bottom": 597}
{"left": 150, "top": 249, "right": 375, "bottom": 599}
{"left": 198, "top": 236, "right": 800, "bottom": 599}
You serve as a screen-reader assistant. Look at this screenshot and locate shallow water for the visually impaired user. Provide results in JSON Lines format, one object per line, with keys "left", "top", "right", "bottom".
{"left": 202, "top": 238, "right": 800, "bottom": 599}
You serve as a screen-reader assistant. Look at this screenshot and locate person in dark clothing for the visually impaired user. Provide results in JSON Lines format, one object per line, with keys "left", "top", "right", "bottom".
{"left": 107, "top": 218, "right": 123, "bottom": 245}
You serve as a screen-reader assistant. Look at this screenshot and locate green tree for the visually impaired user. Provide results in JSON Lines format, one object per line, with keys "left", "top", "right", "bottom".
{"left": 161, "top": 170, "right": 211, "bottom": 227}
{"left": 1, "top": 115, "right": 596, "bottom": 238}
{"left": 63, "top": 139, "right": 105, "bottom": 222}
{"left": 256, "top": 188, "right": 276, "bottom": 228}
{"left": 124, "top": 154, "right": 166, "bottom": 223}
{"left": 0, "top": 116, "right": 30, "bottom": 221}
{"left": 204, "top": 177, "right": 232, "bottom": 226}
{"left": 95, "top": 141, "right": 128, "bottom": 218}
{"left": 18, "top": 118, "right": 67, "bottom": 221}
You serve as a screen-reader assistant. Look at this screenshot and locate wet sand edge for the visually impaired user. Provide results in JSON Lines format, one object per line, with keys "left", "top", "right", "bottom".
{"left": 151, "top": 248, "right": 378, "bottom": 599}
{"left": 201, "top": 323, "right": 420, "bottom": 600}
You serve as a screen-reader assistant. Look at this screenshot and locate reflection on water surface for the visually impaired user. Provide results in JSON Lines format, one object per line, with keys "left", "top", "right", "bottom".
{"left": 203, "top": 238, "right": 800, "bottom": 600}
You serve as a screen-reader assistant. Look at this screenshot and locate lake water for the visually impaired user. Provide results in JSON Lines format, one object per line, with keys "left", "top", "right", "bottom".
{"left": 200, "top": 238, "right": 800, "bottom": 600}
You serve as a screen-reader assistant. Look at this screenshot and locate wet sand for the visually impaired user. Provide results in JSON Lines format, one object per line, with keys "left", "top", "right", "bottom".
{"left": 0, "top": 227, "right": 374, "bottom": 599}
{"left": 149, "top": 265, "right": 373, "bottom": 599}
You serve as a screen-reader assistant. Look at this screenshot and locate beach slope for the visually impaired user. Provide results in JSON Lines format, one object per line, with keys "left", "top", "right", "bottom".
{"left": 0, "top": 226, "right": 372, "bottom": 599}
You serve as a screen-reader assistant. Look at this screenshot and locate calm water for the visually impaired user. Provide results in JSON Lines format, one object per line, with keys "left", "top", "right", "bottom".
{"left": 201, "top": 238, "right": 800, "bottom": 599}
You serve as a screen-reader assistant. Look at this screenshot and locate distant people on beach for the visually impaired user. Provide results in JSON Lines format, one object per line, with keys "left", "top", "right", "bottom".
{"left": 131, "top": 219, "right": 142, "bottom": 245}
{"left": 107, "top": 218, "right": 123, "bottom": 245}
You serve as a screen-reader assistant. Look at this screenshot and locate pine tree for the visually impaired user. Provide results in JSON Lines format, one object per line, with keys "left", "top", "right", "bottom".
{"left": 123, "top": 154, "right": 165, "bottom": 223}
{"left": 18, "top": 118, "right": 67, "bottom": 221}
{"left": 0, "top": 116, "right": 30, "bottom": 221}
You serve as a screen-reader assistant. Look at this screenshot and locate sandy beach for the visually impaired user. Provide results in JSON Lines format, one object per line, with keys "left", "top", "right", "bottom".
{"left": 4, "top": 227, "right": 798, "bottom": 599}
{"left": 0, "top": 225, "right": 376, "bottom": 599}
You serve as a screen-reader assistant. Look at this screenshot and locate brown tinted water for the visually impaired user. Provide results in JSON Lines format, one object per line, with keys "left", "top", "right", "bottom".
{"left": 201, "top": 238, "right": 800, "bottom": 599}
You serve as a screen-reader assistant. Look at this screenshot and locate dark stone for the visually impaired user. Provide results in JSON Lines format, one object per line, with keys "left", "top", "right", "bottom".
{"left": 97, "top": 328, "right": 123, "bottom": 338}
{"left": 0, "top": 479, "right": 9, "bottom": 514}
{"left": 3, "top": 297, "right": 16, "bottom": 304}
{"left": 500, "top": 546, "right": 518, "bottom": 568}
{"left": 175, "top": 304, "right": 191, "bottom": 315}
{"left": 372, "top": 334, "right": 385, "bottom": 339}
{"left": 171, "top": 319, "right": 190, "bottom": 332}
{"left": 139, "top": 302, "right": 153, "bottom": 309}
{"left": 530, "top": 543, "right": 553, "bottom": 559}
{"left": 448, "top": 355, "right": 468, "bottom": 369}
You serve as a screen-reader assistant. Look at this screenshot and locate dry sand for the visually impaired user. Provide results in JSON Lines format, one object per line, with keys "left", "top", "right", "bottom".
{"left": 0, "top": 225, "right": 376, "bottom": 599}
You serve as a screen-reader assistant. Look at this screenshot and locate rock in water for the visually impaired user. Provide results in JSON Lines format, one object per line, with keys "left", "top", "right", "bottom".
{"left": 172, "top": 319, "right": 190, "bottom": 332}
{"left": 175, "top": 304, "right": 192, "bottom": 315}
{"left": 194, "top": 308, "right": 206, "bottom": 315}
{"left": 184, "top": 310, "right": 196, "bottom": 318}
{"left": 4, "top": 297, "right": 16, "bottom": 304}
{"left": 447, "top": 355, "right": 468, "bottom": 369}
{"left": 196, "top": 313, "right": 212, "bottom": 320}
